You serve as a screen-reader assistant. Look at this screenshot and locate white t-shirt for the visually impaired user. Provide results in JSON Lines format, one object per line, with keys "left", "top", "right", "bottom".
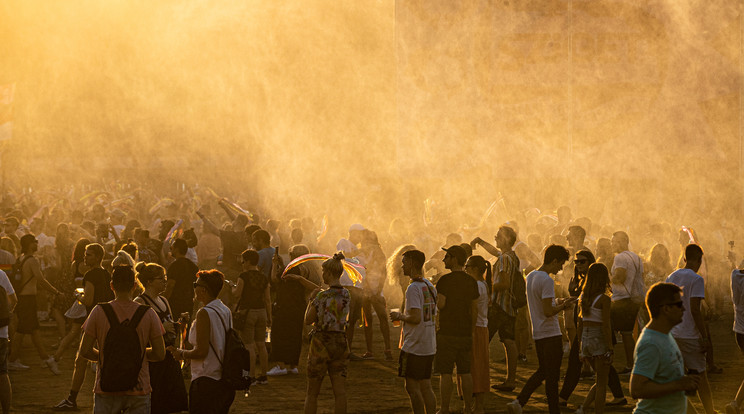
{"left": 731, "top": 270, "right": 744, "bottom": 334}
{"left": 611, "top": 250, "right": 644, "bottom": 301}
{"left": 475, "top": 280, "right": 488, "bottom": 328}
{"left": 400, "top": 279, "right": 437, "bottom": 356}
{"left": 526, "top": 270, "right": 562, "bottom": 340}
{"left": 666, "top": 268, "right": 705, "bottom": 339}
{"left": 0, "top": 270, "right": 13, "bottom": 338}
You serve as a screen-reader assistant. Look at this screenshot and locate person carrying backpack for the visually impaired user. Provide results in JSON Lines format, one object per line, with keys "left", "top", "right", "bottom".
{"left": 472, "top": 225, "right": 523, "bottom": 391}
{"left": 171, "top": 270, "right": 237, "bottom": 414}
{"left": 78, "top": 266, "right": 166, "bottom": 414}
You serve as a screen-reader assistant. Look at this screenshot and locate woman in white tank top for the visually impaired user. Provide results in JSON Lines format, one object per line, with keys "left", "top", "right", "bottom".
{"left": 172, "top": 270, "right": 235, "bottom": 414}
{"left": 575, "top": 263, "right": 613, "bottom": 414}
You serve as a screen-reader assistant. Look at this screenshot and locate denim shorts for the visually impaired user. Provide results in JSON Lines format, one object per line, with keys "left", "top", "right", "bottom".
{"left": 580, "top": 326, "right": 611, "bottom": 358}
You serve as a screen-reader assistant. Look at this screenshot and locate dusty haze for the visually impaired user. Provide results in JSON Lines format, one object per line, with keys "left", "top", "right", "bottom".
{"left": 1, "top": 0, "right": 742, "bottom": 241}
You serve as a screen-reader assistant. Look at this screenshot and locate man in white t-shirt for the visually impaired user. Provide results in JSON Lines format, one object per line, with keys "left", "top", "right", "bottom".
{"left": 610, "top": 231, "right": 644, "bottom": 373}
{"left": 0, "top": 269, "right": 16, "bottom": 414}
{"left": 391, "top": 249, "right": 437, "bottom": 414}
{"left": 665, "top": 244, "right": 715, "bottom": 414}
{"left": 507, "top": 245, "right": 576, "bottom": 414}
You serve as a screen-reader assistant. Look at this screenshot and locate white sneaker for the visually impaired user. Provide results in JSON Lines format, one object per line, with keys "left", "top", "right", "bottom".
{"left": 506, "top": 399, "right": 522, "bottom": 414}
{"left": 8, "top": 360, "right": 29, "bottom": 370}
{"left": 45, "top": 357, "right": 60, "bottom": 375}
{"left": 288, "top": 367, "right": 298, "bottom": 374}
{"left": 726, "top": 401, "right": 741, "bottom": 414}
{"left": 267, "top": 366, "right": 288, "bottom": 376}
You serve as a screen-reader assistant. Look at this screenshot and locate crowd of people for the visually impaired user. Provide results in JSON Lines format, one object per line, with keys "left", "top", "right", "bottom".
{"left": 0, "top": 184, "right": 741, "bottom": 413}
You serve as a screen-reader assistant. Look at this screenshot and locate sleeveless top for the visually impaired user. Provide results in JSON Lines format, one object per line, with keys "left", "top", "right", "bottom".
{"left": 189, "top": 299, "right": 231, "bottom": 381}
{"left": 582, "top": 294, "right": 604, "bottom": 323}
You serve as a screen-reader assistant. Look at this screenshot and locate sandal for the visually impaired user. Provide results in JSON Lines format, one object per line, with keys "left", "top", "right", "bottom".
{"left": 361, "top": 352, "right": 375, "bottom": 360}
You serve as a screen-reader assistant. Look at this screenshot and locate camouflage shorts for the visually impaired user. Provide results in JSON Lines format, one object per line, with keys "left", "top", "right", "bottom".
{"left": 306, "top": 331, "right": 349, "bottom": 379}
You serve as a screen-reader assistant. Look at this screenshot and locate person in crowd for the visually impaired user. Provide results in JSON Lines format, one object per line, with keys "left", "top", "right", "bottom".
{"left": 665, "top": 244, "right": 716, "bottom": 414}
{"left": 8, "top": 234, "right": 61, "bottom": 373}
{"left": 645, "top": 243, "right": 673, "bottom": 288}
{"left": 49, "top": 223, "right": 75, "bottom": 341}
{"left": 303, "top": 252, "right": 350, "bottom": 414}
{"left": 134, "top": 229, "right": 158, "bottom": 264}
{"left": 0, "top": 266, "right": 16, "bottom": 414}
{"left": 79, "top": 266, "right": 165, "bottom": 413}
{"left": 436, "top": 245, "right": 479, "bottom": 414}
{"left": 559, "top": 250, "right": 626, "bottom": 408}
{"left": 232, "top": 249, "right": 271, "bottom": 385}
{"left": 358, "top": 230, "right": 392, "bottom": 361}
{"left": 595, "top": 238, "right": 613, "bottom": 269}
{"left": 165, "top": 238, "right": 199, "bottom": 321}
{"left": 196, "top": 202, "right": 251, "bottom": 279}
{"left": 335, "top": 236, "right": 366, "bottom": 361}
{"left": 52, "top": 243, "right": 115, "bottom": 411}
{"left": 251, "top": 230, "right": 275, "bottom": 279}
{"left": 195, "top": 223, "right": 221, "bottom": 270}
{"left": 459, "top": 255, "right": 490, "bottom": 413}
{"left": 171, "top": 270, "right": 236, "bottom": 414}
{"left": 472, "top": 225, "right": 519, "bottom": 391}
{"left": 630, "top": 282, "right": 700, "bottom": 413}
{"left": 507, "top": 245, "right": 575, "bottom": 414}
{"left": 728, "top": 263, "right": 744, "bottom": 414}
{"left": 390, "top": 249, "right": 437, "bottom": 414}
{"left": 134, "top": 262, "right": 188, "bottom": 414}
{"left": 574, "top": 263, "right": 613, "bottom": 414}
{"left": 267, "top": 245, "right": 319, "bottom": 376}
{"left": 610, "top": 231, "right": 645, "bottom": 374}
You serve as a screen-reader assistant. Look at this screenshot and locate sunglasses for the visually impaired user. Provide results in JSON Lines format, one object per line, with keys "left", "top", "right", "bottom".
{"left": 574, "top": 259, "right": 588, "bottom": 264}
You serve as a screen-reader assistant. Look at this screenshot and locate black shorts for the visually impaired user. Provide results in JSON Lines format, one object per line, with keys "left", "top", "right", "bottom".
{"left": 487, "top": 305, "right": 515, "bottom": 342}
{"left": 434, "top": 334, "right": 472, "bottom": 375}
{"left": 15, "top": 295, "right": 39, "bottom": 334}
{"left": 0, "top": 338, "right": 8, "bottom": 375}
{"left": 611, "top": 299, "right": 640, "bottom": 333}
{"left": 398, "top": 351, "right": 434, "bottom": 380}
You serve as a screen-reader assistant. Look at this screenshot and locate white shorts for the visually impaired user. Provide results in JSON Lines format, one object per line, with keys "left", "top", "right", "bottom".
{"left": 674, "top": 337, "right": 706, "bottom": 373}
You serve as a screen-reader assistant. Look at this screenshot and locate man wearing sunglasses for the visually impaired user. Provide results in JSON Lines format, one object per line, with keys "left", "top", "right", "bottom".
{"left": 664, "top": 244, "right": 715, "bottom": 414}
{"left": 630, "top": 282, "right": 700, "bottom": 414}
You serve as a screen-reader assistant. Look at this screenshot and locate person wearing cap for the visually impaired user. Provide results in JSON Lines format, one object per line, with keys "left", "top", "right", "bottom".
{"left": 435, "top": 245, "right": 479, "bottom": 414}
{"left": 7, "top": 234, "right": 62, "bottom": 374}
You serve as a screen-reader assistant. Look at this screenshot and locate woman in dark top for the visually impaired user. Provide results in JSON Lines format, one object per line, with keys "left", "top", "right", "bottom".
{"left": 232, "top": 249, "right": 271, "bottom": 383}
{"left": 267, "top": 244, "right": 319, "bottom": 376}
{"left": 135, "top": 262, "right": 188, "bottom": 414}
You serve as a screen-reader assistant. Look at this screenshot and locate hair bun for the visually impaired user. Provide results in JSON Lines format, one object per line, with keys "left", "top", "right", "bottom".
{"left": 135, "top": 261, "right": 146, "bottom": 273}
{"left": 333, "top": 252, "right": 345, "bottom": 261}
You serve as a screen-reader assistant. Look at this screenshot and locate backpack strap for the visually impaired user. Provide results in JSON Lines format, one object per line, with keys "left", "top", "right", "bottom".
{"left": 14, "top": 256, "right": 35, "bottom": 292}
{"left": 129, "top": 305, "right": 150, "bottom": 327}
{"left": 100, "top": 303, "right": 120, "bottom": 327}
{"left": 204, "top": 306, "right": 228, "bottom": 367}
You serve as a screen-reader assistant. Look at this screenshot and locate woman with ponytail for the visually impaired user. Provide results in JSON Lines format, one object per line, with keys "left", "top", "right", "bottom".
{"left": 303, "top": 252, "right": 351, "bottom": 414}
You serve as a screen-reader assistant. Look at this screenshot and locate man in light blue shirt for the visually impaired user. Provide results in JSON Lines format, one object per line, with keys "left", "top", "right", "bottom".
{"left": 630, "top": 282, "right": 700, "bottom": 413}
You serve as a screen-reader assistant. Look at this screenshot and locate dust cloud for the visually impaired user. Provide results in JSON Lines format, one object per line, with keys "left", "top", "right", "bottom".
{"left": 0, "top": 0, "right": 742, "bottom": 249}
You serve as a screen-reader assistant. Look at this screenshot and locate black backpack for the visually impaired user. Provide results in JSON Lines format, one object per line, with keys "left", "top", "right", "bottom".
{"left": 506, "top": 251, "right": 527, "bottom": 310}
{"left": 205, "top": 306, "right": 252, "bottom": 391}
{"left": 10, "top": 256, "right": 32, "bottom": 293}
{"left": 99, "top": 303, "right": 149, "bottom": 392}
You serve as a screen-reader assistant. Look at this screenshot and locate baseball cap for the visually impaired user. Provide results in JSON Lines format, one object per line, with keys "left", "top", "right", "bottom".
{"left": 20, "top": 234, "right": 38, "bottom": 250}
{"left": 441, "top": 245, "right": 468, "bottom": 265}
